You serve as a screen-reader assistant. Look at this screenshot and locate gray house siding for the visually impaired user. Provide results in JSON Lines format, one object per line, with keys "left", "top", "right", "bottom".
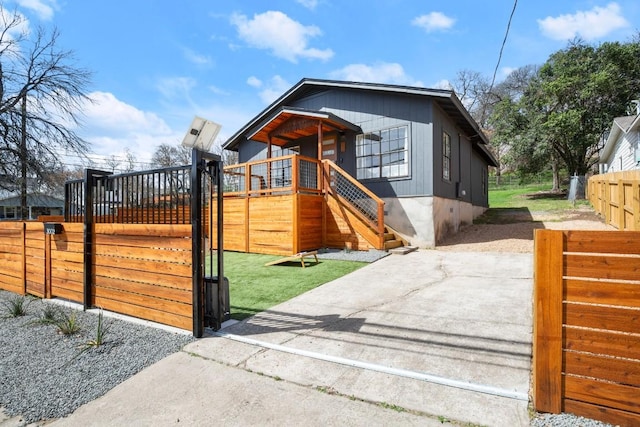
{"left": 225, "top": 79, "right": 497, "bottom": 248}
{"left": 471, "top": 150, "right": 489, "bottom": 207}
{"left": 242, "top": 88, "right": 437, "bottom": 199}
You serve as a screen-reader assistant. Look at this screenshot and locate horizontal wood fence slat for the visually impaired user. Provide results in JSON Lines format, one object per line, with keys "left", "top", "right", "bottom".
{"left": 534, "top": 229, "right": 640, "bottom": 426}
{"left": 0, "top": 221, "right": 193, "bottom": 331}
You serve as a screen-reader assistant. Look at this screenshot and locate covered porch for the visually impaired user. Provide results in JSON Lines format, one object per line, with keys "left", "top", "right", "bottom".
{"left": 214, "top": 106, "right": 405, "bottom": 256}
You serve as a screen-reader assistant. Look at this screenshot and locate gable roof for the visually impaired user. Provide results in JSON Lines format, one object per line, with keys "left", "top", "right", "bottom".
{"left": 601, "top": 114, "right": 640, "bottom": 161}
{"left": 223, "top": 78, "right": 491, "bottom": 151}
{"left": 248, "top": 106, "right": 362, "bottom": 146}
{"left": 0, "top": 194, "right": 64, "bottom": 208}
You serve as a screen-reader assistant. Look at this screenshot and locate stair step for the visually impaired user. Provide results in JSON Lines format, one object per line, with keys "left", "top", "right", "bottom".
{"left": 389, "top": 246, "right": 418, "bottom": 255}
{"left": 384, "top": 240, "right": 403, "bottom": 250}
{"left": 383, "top": 232, "right": 395, "bottom": 241}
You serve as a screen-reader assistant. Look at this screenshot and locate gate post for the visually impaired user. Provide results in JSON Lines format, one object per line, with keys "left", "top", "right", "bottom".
{"left": 191, "top": 149, "right": 227, "bottom": 337}
{"left": 532, "top": 229, "right": 564, "bottom": 413}
{"left": 191, "top": 148, "right": 205, "bottom": 337}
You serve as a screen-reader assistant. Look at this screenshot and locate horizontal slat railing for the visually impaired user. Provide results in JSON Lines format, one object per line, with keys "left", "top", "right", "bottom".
{"left": 533, "top": 229, "right": 640, "bottom": 426}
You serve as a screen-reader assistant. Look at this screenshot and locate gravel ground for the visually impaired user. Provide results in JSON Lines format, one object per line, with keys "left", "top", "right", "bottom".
{"left": 316, "top": 247, "right": 390, "bottom": 262}
{"left": 0, "top": 293, "right": 194, "bottom": 425}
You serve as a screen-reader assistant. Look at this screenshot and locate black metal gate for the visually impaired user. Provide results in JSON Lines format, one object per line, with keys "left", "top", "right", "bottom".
{"left": 64, "top": 149, "right": 229, "bottom": 337}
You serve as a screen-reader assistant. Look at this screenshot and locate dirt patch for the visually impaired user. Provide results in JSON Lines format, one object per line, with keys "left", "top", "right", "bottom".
{"left": 438, "top": 205, "right": 615, "bottom": 253}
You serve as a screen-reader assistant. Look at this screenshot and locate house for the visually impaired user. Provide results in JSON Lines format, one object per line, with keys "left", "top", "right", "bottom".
{"left": 0, "top": 194, "right": 64, "bottom": 220}
{"left": 221, "top": 78, "right": 497, "bottom": 254}
{"left": 599, "top": 113, "right": 640, "bottom": 173}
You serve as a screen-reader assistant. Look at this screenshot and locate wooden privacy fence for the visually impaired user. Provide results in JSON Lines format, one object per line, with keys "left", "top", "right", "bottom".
{"left": 0, "top": 221, "right": 193, "bottom": 330}
{"left": 533, "top": 229, "right": 640, "bottom": 426}
{"left": 588, "top": 170, "right": 640, "bottom": 230}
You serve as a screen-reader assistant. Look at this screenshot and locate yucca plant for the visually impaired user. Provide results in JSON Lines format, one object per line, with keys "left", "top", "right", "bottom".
{"left": 84, "top": 309, "right": 110, "bottom": 348}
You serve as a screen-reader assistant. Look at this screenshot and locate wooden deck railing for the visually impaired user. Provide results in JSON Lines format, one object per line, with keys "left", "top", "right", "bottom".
{"left": 588, "top": 170, "right": 640, "bottom": 230}
{"left": 213, "top": 155, "right": 387, "bottom": 253}
{"left": 223, "top": 154, "right": 322, "bottom": 197}
{"left": 533, "top": 229, "right": 640, "bottom": 426}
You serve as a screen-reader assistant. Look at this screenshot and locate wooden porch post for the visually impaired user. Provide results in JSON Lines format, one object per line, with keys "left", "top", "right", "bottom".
{"left": 317, "top": 120, "right": 323, "bottom": 161}
{"left": 267, "top": 136, "right": 272, "bottom": 191}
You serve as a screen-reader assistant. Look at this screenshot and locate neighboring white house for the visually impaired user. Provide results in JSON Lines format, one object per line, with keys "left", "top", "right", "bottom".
{"left": 599, "top": 113, "right": 640, "bottom": 173}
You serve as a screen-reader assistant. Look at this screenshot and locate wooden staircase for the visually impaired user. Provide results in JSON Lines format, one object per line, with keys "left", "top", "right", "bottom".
{"left": 383, "top": 225, "right": 407, "bottom": 251}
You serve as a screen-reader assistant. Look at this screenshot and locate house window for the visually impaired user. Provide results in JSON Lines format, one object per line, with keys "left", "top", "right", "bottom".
{"left": 356, "top": 125, "right": 409, "bottom": 179}
{"left": 443, "top": 131, "right": 451, "bottom": 181}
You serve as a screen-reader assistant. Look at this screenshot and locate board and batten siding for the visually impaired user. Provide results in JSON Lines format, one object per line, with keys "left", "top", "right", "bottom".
{"left": 275, "top": 88, "right": 436, "bottom": 198}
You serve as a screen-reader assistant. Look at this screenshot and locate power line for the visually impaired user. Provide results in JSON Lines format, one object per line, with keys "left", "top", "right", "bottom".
{"left": 489, "top": 0, "right": 518, "bottom": 92}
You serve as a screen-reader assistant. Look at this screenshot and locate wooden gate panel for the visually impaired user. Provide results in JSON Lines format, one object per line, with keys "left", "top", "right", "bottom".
{"left": 534, "top": 229, "right": 640, "bottom": 426}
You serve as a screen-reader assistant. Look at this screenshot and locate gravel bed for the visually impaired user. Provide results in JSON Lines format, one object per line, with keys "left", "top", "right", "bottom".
{"left": 0, "top": 291, "right": 194, "bottom": 424}
{"left": 530, "top": 412, "right": 615, "bottom": 427}
{"left": 316, "top": 247, "right": 389, "bottom": 263}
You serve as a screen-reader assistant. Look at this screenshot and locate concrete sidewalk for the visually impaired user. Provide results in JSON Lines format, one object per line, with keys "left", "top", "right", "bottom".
{"left": 50, "top": 250, "right": 534, "bottom": 427}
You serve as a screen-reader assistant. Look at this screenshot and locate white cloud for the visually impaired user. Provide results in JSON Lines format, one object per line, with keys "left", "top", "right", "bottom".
{"left": 156, "top": 77, "right": 198, "bottom": 100}
{"left": 16, "top": 0, "right": 57, "bottom": 21}
{"left": 230, "top": 11, "right": 334, "bottom": 63}
{"left": 411, "top": 12, "right": 455, "bottom": 33}
{"left": 247, "top": 76, "right": 262, "bottom": 88}
{"left": 182, "top": 47, "right": 212, "bottom": 66}
{"left": 255, "top": 75, "right": 292, "bottom": 105}
{"left": 538, "top": 2, "right": 629, "bottom": 41}
{"left": 431, "top": 79, "right": 452, "bottom": 90}
{"left": 75, "top": 92, "right": 178, "bottom": 166}
{"left": 296, "top": 0, "right": 318, "bottom": 10}
{"left": 329, "top": 63, "right": 424, "bottom": 87}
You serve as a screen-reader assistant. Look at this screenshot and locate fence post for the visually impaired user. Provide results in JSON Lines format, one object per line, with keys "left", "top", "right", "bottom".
{"left": 44, "top": 232, "right": 52, "bottom": 299}
{"left": 20, "top": 222, "right": 26, "bottom": 295}
{"left": 634, "top": 180, "right": 640, "bottom": 231}
{"left": 618, "top": 179, "right": 625, "bottom": 230}
{"left": 83, "top": 169, "right": 94, "bottom": 310}
{"left": 533, "top": 229, "right": 564, "bottom": 414}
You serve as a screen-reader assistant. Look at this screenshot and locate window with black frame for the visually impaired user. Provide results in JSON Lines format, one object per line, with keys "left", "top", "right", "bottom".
{"left": 443, "top": 131, "right": 451, "bottom": 181}
{"left": 356, "top": 125, "right": 409, "bottom": 179}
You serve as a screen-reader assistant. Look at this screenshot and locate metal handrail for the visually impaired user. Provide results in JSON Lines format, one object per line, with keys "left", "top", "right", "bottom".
{"left": 322, "top": 160, "right": 385, "bottom": 238}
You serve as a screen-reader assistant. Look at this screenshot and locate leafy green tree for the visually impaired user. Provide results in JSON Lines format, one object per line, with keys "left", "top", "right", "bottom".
{"left": 490, "top": 37, "right": 640, "bottom": 188}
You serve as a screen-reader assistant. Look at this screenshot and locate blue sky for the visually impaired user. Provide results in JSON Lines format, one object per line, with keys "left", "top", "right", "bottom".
{"left": 6, "top": 0, "right": 640, "bottom": 171}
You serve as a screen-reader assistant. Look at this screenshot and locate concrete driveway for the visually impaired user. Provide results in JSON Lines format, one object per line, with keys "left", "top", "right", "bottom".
{"left": 51, "top": 250, "right": 533, "bottom": 427}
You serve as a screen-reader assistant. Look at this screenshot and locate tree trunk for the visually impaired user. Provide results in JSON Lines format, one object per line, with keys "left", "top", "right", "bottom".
{"left": 20, "top": 94, "right": 28, "bottom": 220}
{"left": 551, "top": 159, "right": 560, "bottom": 192}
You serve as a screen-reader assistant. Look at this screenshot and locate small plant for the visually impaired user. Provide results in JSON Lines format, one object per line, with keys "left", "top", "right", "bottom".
{"left": 29, "top": 305, "right": 81, "bottom": 335}
{"left": 55, "top": 311, "right": 81, "bottom": 336}
{"left": 1, "top": 294, "right": 32, "bottom": 318}
{"left": 39, "top": 304, "right": 60, "bottom": 324}
{"left": 84, "top": 309, "right": 110, "bottom": 348}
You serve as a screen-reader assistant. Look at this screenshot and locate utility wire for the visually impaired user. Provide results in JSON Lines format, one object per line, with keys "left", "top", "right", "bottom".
{"left": 489, "top": 0, "right": 518, "bottom": 93}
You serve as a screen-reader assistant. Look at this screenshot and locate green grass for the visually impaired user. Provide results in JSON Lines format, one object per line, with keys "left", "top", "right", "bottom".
{"left": 211, "top": 251, "right": 367, "bottom": 320}
{"left": 489, "top": 183, "right": 590, "bottom": 212}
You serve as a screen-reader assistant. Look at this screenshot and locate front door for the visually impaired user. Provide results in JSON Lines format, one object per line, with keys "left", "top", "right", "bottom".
{"left": 321, "top": 137, "right": 337, "bottom": 162}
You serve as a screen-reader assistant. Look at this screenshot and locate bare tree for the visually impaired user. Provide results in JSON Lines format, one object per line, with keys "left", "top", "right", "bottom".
{"left": 0, "top": 7, "right": 92, "bottom": 218}
{"left": 151, "top": 143, "right": 191, "bottom": 168}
